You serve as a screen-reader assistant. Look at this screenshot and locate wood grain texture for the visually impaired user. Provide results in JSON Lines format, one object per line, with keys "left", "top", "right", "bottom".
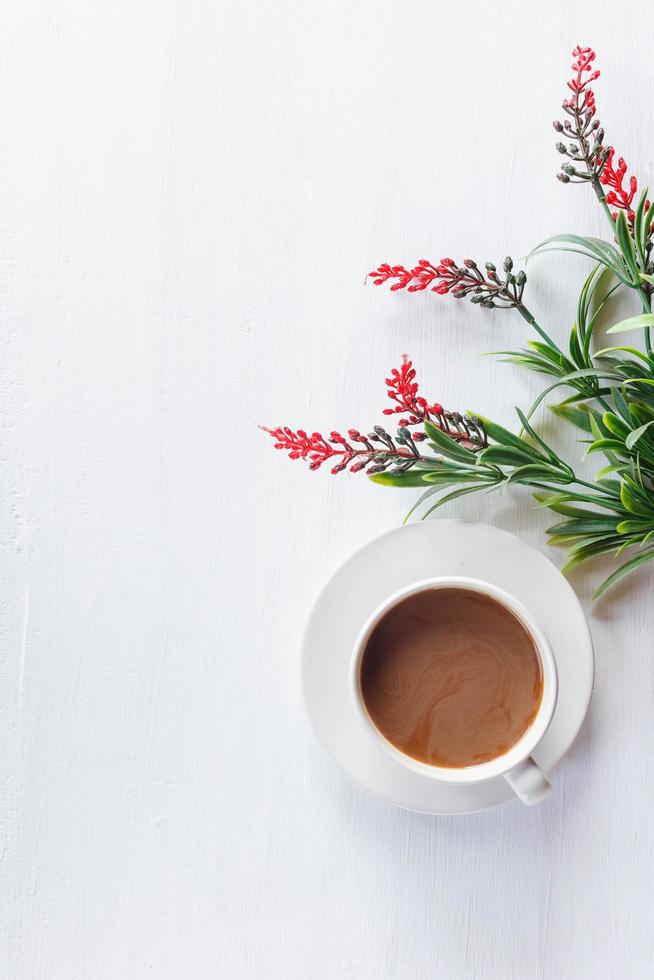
{"left": 1, "top": 2, "right": 653, "bottom": 977}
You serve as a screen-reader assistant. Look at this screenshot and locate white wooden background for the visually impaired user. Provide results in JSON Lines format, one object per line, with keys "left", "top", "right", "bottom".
{"left": 2, "top": 2, "right": 654, "bottom": 978}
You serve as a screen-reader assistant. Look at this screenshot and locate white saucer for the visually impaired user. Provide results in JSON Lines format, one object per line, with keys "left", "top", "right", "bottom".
{"left": 302, "top": 520, "right": 594, "bottom": 814}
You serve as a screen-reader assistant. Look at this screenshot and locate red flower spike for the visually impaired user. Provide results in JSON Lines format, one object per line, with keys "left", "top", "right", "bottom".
{"left": 262, "top": 360, "right": 487, "bottom": 476}
{"left": 382, "top": 355, "right": 438, "bottom": 425}
{"left": 368, "top": 257, "right": 526, "bottom": 310}
{"left": 599, "top": 147, "right": 647, "bottom": 229}
{"left": 555, "top": 46, "right": 651, "bottom": 241}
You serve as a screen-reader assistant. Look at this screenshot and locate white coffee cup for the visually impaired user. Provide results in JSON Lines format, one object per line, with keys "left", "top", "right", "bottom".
{"left": 349, "top": 576, "right": 558, "bottom": 806}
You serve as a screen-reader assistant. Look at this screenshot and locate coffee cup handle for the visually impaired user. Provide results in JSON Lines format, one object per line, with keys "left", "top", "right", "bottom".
{"left": 504, "top": 758, "right": 552, "bottom": 806}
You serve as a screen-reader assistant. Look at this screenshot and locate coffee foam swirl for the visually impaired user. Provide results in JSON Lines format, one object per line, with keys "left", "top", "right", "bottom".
{"left": 360, "top": 589, "right": 543, "bottom": 768}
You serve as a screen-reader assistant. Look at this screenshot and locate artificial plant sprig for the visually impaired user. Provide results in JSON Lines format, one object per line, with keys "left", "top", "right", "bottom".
{"left": 263, "top": 45, "right": 654, "bottom": 598}
{"left": 262, "top": 356, "right": 488, "bottom": 477}
{"left": 263, "top": 355, "right": 654, "bottom": 597}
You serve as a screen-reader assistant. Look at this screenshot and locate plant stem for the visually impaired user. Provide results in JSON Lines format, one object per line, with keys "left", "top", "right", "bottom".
{"left": 515, "top": 303, "right": 558, "bottom": 348}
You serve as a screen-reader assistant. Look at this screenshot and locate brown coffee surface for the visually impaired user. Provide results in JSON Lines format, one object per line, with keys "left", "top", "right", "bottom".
{"left": 360, "top": 589, "right": 543, "bottom": 768}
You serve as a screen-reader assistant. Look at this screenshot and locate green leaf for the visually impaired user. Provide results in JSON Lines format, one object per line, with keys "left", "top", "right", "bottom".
{"left": 507, "top": 463, "right": 572, "bottom": 485}
{"left": 478, "top": 445, "right": 534, "bottom": 467}
{"left": 548, "top": 402, "right": 592, "bottom": 432}
{"left": 369, "top": 470, "right": 433, "bottom": 488}
{"left": 472, "top": 415, "right": 539, "bottom": 456}
{"left": 641, "top": 274, "right": 654, "bottom": 286}
{"left": 588, "top": 410, "right": 613, "bottom": 447}
{"left": 606, "top": 313, "right": 654, "bottom": 335}
{"left": 402, "top": 485, "right": 442, "bottom": 523}
{"left": 527, "top": 234, "right": 631, "bottom": 283}
{"left": 616, "top": 519, "right": 654, "bottom": 534}
{"left": 614, "top": 210, "right": 640, "bottom": 281}
{"left": 421, "top": 471, "right": 486, "bottom": 486}
{"left": 547, "top": 517, "right": 619, "bottom": 535}
{"left": 595, "top": 463, "right": 626, "bottom": 479}
{"left": 611, "top": 385, "right": 633, "bottom": 423}
{"left": 424, "top": 421, "right": 478, "bottom": 463}
{"left": 561, "top": 367, "right": 621, "bottom": 383}
{"left": 634, "top": 189, "right": 649, "bottom": 264}
{"left": 602, "top": 412, "right": 630, "bottom": 438}
{"left": 625, "top": 419, "right": 654, "bottom": 450}
{"left": 528, "top": 341, "right": 570, "bottom": 367}
{"left": 421, "top": 483, "right": 495, "bottom": 519}
{"left": 534, "top": 494, "right": 610, "bottom": 519}
{"left": 562, "top": 537, "right": 627, "bottom": 572}
{"left": 568, "top": 322, "right": 584, "bottom": 366}
{"left": 537, "top": 491, "right": 625, "bottom": 513}
{"left": 594, "top": 345, "right": 653, "bottom": 364}
{"left": 593, "top": 548, "right": 654, "bottom": 599}
{"left": 586, "top": 438, "right": 627, "bottom": 456}
{"left": 514, "top": 408, "right": 559, "bottom": 462}
{"left": 620, "top": 482, "right": 653, "bottom": 516}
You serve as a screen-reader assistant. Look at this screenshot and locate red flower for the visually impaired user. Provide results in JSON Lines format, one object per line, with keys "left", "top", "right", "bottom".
{"left": 555, "top": 46, "right": 649, "bottom": 238}
{"left": 262, "top": 359, "right": 487, "bottom": 475}
{"left": 368, "top": 258, "right": 526, "bottom": 310}
{"left": 568, "top": 45, "right": 600, "bottom": 100}
{"left": 383, "top": 355, "right": 443, "bottom": 424}
{"left": 261, "top": 427, "right": 341, "bottom": 470}
{"left": 261, "top": 423, "right": 415, "bottom": 475}
{"left": 599, "top": 147, "right": 647, "bottom": 228}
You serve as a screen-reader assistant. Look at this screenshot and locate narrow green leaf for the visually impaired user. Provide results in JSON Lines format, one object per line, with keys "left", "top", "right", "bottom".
{"left": 369, "top": 470, "right": 433, "bottom": 488}
{"left": 562, "top": 538, "right": 626, "bottom": 573}
{"left": 547, "top": 517, "right": 619, "bottom": 534}
{"left": 594, "top": 345, "right": 653, "bottom": 364}
{"left": 424, "top": 421, "right": 478, "bottom": 463}
{"left": 420, "top": 483, "right": 495, "bottom": 519}
{"left": 602, "top": 412, "right": 630, "bottom": 438}
{"left": 478, "top": 445, "right": 533, "bottom": 467}
{"left": 472, "top": 415, "right": 539, "bottom": 456}
{"left": 634, "top": 188, "right": 649, "bottom": 264}
{"left": 606, "top": 313, "right": 654, "bottom": 335}
{"left": 616, "top": 519, "right": 654, "bottom": 534}
{"left": 625, "top": 419, "right": 654, "bottom": 450}
{"left": 548, "top": 402, "right": 592, "bottom": 432}
{"left": 593, "top": 548, "right": 654, "bottom": 599}
{"left": 514, "top": 408, "right": 558, "bottom": 461}
{"left": 611, "top": 385, "right": 633, "bottom": 423}
{"left": 614, "top": 210, "right": 640, "bottom": 281}
{"left": 620, "top": 482, "right": 653, "bottom": 516}
{"left": 534, "top": 495, "right": 610, "bottom": 519}
{"left": 595, "top": 463, "right": 626, "bottom": 479}
{"left": 402, "top": 485, "right": 442, "bottom": 523}
{"left": 586, "top": 438, "right": 627, "bottom": 456}
{"left": 527, "top": 234, "right": 631, "bottom": 283}
{"left": 421, "top": 471, "right": 486, "bottom": 486}
{"left": 507, "top": 463, "right": 572, "bottom": 485}
{"left": 524, "top": 381, "right": 582, "bottom": 424}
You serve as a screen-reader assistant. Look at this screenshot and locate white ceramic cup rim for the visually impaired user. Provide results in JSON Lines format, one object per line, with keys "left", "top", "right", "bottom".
{"left": 350, "top": 576, "right": 558, "bottom": 784}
